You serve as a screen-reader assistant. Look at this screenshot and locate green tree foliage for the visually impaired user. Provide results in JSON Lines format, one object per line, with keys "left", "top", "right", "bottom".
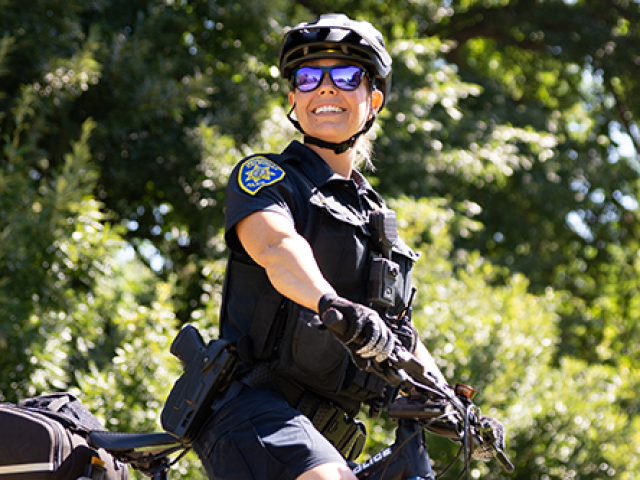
{"left": 2, "top": 0, "right": 640, "bottom": 478}
{"left": 384, "top": 198, "right": 640, "bottom": 479}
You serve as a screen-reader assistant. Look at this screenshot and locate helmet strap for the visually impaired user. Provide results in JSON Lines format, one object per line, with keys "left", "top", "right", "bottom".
{"left": 286, "top": 103, "right": 376, "bottom": 155}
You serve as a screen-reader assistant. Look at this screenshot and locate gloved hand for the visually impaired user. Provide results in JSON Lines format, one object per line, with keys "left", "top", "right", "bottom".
{"left": 472, "top": 416, "right": 506, "bottom": 460}
{"left": 318, "top": 293, "right": 395, "bottom": 364}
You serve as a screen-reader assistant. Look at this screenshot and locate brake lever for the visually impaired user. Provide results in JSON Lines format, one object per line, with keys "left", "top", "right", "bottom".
{"left": 388, "top": 354, "right": 515, "bottom": 473}
{"left": 478, "top": 418, "right": 515, "bottom": 472}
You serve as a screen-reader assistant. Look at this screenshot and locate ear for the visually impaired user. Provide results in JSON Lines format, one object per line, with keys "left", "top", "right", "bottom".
{"left": 289, "top": 91, "right": 296, "bottom": 107}
{"left": 371, "top": 89, "right": 384, "bottom": 113}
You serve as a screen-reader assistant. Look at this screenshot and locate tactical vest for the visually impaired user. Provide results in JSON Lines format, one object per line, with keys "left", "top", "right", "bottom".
{"left": 220, "top": 150, "right": 419, "bottom": 415}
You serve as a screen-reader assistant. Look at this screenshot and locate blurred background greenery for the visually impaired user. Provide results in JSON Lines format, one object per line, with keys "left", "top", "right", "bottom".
{"left": 1, "top": 0, "right": 639, "bottom": 478}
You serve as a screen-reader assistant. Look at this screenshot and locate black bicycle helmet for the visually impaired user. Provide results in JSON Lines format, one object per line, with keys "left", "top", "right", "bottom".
{"left": 279, "top": 13, "right": 393, "bottom": 153}
{"left": 280, "top": 13, "right": 392, "bottom": 103}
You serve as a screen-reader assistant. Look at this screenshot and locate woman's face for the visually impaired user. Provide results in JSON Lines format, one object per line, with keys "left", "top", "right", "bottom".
{"left": 289, "top": 58, "right": 383, "bottom": 146}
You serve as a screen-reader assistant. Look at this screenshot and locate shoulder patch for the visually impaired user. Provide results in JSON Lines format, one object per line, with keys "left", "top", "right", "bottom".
{"left": 238, "top": 156, "right": 286, "bottom": 195}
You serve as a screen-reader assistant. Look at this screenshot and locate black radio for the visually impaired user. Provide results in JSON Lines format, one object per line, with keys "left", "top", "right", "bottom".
{"left": 368, "top": 255, "right": 399, "bottom": 308}
{"left": 367, "top": 209, "right": 400, "bottom": 309}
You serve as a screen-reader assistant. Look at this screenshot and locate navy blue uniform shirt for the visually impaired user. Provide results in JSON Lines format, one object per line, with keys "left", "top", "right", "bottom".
{"left": 224, "top": 140, "right": 383, "bottom": 255}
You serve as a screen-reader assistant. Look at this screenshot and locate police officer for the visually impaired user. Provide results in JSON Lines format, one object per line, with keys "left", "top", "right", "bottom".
{"left": 194, "top": 13, "right": 448, "bottom": 480}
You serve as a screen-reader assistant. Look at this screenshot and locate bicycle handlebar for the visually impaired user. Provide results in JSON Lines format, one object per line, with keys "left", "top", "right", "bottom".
{"left": 322, "top": 308, "right": 514, "bottom": 473}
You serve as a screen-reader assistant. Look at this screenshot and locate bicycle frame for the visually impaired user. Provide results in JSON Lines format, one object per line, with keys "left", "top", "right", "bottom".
{"left": 353, "top": 420, "right": 433, "bottom": 480}
{"left": 88, "top": 316, "right": 514, "bottom": 480}
{"left": 88, "top": 410, "right": 500, "bottom": 480}
{"left": 89, "top": 419, "right": 433, "bottom": 480}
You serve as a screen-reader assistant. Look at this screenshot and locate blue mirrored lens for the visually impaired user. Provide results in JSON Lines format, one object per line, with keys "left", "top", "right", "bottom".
{"left": 294, "top": 66, "right": 365, "bottom": 92}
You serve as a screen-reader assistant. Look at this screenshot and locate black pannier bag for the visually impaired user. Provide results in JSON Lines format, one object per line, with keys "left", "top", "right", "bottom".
{"left": 0, "top": 393, "right": 129, "bottom": 480}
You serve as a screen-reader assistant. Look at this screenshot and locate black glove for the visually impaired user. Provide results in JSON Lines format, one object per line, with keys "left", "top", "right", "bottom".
{"left": 393, "top": 318, "right": 418, "bottom": 353}
{"left": 318, "top": 293, "right": 395, "bottom": 364}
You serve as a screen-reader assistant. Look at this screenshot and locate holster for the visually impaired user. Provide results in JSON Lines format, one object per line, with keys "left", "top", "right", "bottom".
{"left": 161, "top": 325, "right": 239, "bottom": 444}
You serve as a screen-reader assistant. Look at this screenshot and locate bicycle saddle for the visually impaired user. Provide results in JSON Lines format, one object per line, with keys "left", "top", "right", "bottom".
{"left": 89, "top": 431, "right": 182, "bottom": 453}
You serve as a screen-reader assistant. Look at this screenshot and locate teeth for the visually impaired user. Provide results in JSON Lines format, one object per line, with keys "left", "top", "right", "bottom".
{"left": 314, "top": 105, "right": 344, "bottom": 114}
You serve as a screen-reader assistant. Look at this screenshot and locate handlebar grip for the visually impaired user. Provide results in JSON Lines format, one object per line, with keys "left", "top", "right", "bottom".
{"left": 322, "top": 308, "right": 349, "bottom": 339}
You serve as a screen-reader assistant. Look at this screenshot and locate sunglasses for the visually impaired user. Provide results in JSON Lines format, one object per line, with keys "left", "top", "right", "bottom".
{"left": 293, "top": 65, "right": 368, "bottom": 92}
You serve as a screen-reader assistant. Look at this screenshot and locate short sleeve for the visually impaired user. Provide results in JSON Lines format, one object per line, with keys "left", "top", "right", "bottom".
{"left": 224, "top": 156, "right": 299, "bottom": 253}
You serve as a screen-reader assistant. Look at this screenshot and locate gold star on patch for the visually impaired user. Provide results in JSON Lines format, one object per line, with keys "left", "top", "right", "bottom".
{"left": 238, "top": 156, "right": 286, "bottom": 195}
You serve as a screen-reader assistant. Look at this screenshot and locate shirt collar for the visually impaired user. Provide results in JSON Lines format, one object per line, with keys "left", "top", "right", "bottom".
{"left": 280, "top": 140, "right": 378, "bottom": 198}
{"left": 279, "top": 141, "right": 333, "bottom": 186}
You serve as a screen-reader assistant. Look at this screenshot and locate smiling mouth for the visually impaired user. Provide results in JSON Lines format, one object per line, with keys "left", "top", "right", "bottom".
{"left": 313, "top": 105, "right": 345, "bottom": 114}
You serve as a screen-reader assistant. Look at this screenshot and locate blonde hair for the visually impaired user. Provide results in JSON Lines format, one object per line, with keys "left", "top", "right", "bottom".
{"left": 355, "top": 134, "right": 375, "bottom": 171}
{"left": 355, "top": 81, "right": 380, "bottom": 172}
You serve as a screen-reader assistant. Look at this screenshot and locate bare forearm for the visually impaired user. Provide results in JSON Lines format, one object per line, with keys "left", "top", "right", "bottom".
{"left": 236, "top": 211, "right": 334, "bottom": 312}
{"left": 260, "top": 234, "right": 334, "bottom": 312}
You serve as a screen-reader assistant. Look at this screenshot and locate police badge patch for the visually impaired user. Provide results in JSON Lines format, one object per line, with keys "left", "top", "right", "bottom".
{"left": 238, "top": 156, "right": 286, "bottom": 195}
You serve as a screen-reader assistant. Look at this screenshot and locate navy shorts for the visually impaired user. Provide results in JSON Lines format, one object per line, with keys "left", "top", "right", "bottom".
{"left": 193, "top": 383, "right": 347, "bottom": 480}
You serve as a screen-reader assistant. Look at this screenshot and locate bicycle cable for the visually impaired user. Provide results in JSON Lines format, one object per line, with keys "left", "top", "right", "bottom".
{"left": 376, "top": 412, "right": 454, "bottom": 480}
{"left": 462, "top": 404, "right": 473, "bottom": 480}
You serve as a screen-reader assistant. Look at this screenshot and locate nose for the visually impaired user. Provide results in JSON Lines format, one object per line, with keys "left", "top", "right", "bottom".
{"left": 317, "top": 72, "right": 336, "bottom": 94}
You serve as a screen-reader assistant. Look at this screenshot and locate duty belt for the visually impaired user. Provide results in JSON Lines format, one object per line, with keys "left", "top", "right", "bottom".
{"left": 242, "top": 363, "right": 366, "bottom": 462}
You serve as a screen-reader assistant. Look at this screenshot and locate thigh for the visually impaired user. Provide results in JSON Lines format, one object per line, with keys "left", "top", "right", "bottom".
{"left": 296, "top": 462, "right": 358, "bottom": 480}
{"left": 194, "top": 385, "right": 347, "bottom": 480}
